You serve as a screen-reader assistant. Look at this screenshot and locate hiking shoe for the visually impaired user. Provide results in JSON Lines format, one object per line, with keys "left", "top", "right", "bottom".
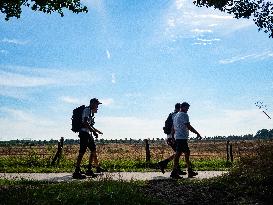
{"left": 170, "top": 173, "right": 183, "bottom": 179}
{"left": 178, "top": 169, "right": 187, "bottom": 175}
{"left": 85, "top": 170, "right": 97, "bottom": 178}
{"left": 96, "top": 166, "right": 107, "bottom": 173}
{"left": 188, "top": 170, "right": 198, "bottom": 178}
{"left": 72, "top": 172, "right": 86, "bottom": 179}
{"left": 170, "top": 170, "right": 183, "bottom": 179}
{"left": 158, "top": 161, "right": 168, "bottom": 174}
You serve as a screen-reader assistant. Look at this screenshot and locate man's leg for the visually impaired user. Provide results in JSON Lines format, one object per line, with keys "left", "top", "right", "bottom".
{"left": 184, "top": 151, "right": 190, "bottom": 170}
{"left": 158, "top": 137, "right": 177, "bottom": 174}
{"left": 185, "top": 151, "right": 198, "bottom": 178}
{"left": 84, "top": 151, "right": 98, "bottom": 177}
{"left": 170, "top": 151, "right": 183, "bottom": 179}
{"left": 85, "top": 138, "right": 98, "bottom": 177}
{"left": 75, "top": 152, "right": 84, "bottom": 169}
{"left": 158, "top": 154, "right": 175, "bottom": 174}
{"left": 90, "top": 151, "right": 107, "bottom": 173}
{"left": 90, "top": 151, "right": 99, "bottom": 167}
{"left": 73, "top": 133, "right": 88, "bottom": 179}
{"left": 173, "top": 151, "right": 181, "bottom": 171}
{"left": 171, "top": 140, "right": 186, "bottom": 175}
{"left": 159, "top": 138, "right": 186, "bottom": 175}
{"left": 73, "top": 152, "right": 86, "bottom": 179}
{"left": 171, "top": 140, "right": 183, "bottom": 179}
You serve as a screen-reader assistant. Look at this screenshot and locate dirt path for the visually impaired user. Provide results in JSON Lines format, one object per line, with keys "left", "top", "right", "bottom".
{"left": 0, "top": 171, "right": 227, "bottom": 182}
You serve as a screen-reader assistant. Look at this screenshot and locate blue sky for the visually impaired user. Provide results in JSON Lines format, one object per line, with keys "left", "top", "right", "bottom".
{"left": 0, "top": 0, "right": 272, "bottom": 141}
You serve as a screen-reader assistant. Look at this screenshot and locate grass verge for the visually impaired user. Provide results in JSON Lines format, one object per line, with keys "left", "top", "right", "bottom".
{"left": 0, "top": 157, "right": 231, "bottom": 173}
{"left": 0, "top": 179, "right": 163, "bottom": 205}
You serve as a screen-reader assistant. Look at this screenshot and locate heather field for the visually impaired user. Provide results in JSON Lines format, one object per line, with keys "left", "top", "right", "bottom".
{"left": 1, "top": 139, "right": 271, "bottom": 172}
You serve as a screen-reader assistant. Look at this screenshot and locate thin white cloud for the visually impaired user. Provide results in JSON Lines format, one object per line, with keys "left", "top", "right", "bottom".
{"left": 0, "top": 107, "right": 59, "bottom": 126}
{"left": 191, "top": 28, "right": 213, "bottom": 34}
{"left": 100, "top": 98, "right": 114, "bottom": 106}
{"left": 167, "top": 18, "right": 176, "bottom": 28}
{"left": 193, "top": 42, "right": 212, "bottom": 46}
{"left": 197, "top": 108, "right": 273, "bottom": 137}
{"left": 106, "top": 49, "right": 111, "bottom": 59}
{"left": 208, "top": 24, "right": 218, "bottom": 27}
{"left": 0, "top": 108, "right": 69, "bottom": 141}
{"left": 60, "top": 96, "right": 81, "bottom": 104}
{"left": 197, "top": 38, "right": 221, "bottom": 42}
{"left": 193, "top": 37, "right": 220, "bottom": 45}
{"left": 1, "top": 38, "right": 29, "bottom": 45}
{"left": 159, "top": 0, "right": 254, "bottom": 44}
{"left": 111, "top": 73, "right": 116, "bottom": 84}
{"left": 96, "top": 116, "right": 163, "bottom": 139}
{"left": 0, "top": 70, "right": 56, "bottom": 87}
{"left": 0, "top": 65, "right": 99, "bottom": 88}
{"left": 219, "top": 50, "right": 273, "bottom": 64}
{"left": 125, "top": 92, "right": 142, "bottom": 98}
{"left": 193, "top": 14, "right": 233, "bottom": 20}
{"left": 0, "top": 87, "right": 28, "bottom": 99}
{"left": 175, "top": 0, "right": 185, "bottom": 10}
{"left": 0, "top": 49, "right": 8, "bottom": 54}
{"left": 0, "top": 65, "right": 101, "bottom": 100}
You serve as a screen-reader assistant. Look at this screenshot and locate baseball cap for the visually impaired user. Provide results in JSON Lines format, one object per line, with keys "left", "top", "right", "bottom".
{"left": 181, "top": 102, "right": 190, "bottom": 108}
{"left": 90, "top": 98, "right": 102, "bottom": 105}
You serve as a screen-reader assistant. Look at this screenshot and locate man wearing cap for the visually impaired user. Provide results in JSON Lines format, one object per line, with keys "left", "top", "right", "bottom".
{"left": 171, "top": 102, "right": 202, "bottom": 179}
{"left": 73, "top": 98, "right": 104, "bottom": 179}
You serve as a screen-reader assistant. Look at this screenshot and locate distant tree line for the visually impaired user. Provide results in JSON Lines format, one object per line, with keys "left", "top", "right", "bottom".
{"left": 0, "top": 128, "right": 273, "bottom": 146}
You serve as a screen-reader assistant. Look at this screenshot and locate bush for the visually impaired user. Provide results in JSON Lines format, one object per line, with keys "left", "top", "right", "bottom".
{"left": 230, "top": 141, "right": 273, "bottom": 180}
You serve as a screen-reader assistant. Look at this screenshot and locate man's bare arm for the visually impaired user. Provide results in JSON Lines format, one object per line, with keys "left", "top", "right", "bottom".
{"left": 186, "top": 123, "right": 202, "bottom": 140}
{"left": 83, "top": 120, "right": 96, "bottom": 133}
{"left": 91, "top": 126, "right": 103, "bottom": 135}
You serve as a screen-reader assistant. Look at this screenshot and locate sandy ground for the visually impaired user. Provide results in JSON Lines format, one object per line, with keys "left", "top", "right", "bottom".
{"left": 0, "top": 171, "right": 228, "bottom": 182}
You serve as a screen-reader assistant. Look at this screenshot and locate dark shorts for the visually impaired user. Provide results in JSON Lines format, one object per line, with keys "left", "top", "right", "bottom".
{"left": 167, "top": 138, "right": 176, "bottom": 152}
{"left": 175, "top": 139, "right": 190, "bottom": 153}
{"left": 79, "top": 131, "right": 96, "bottom": 153}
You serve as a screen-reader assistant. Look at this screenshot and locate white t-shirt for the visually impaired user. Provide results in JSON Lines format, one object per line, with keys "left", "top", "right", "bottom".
{"left": 80, "top": 107, "right": 94, "bottom": 133}
{"left": 173, "top": 112, "right": 189, "bottom": 139}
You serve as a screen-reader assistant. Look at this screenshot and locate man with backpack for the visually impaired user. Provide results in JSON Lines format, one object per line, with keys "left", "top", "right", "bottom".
{"left": 171, "top": 102, "right": 202, "bottom": 179}
{"left": 158, "top": 103, "right": 186, "bottom": 175}
{"left": 72, "top": 98, "right": 105, "bottom": 179}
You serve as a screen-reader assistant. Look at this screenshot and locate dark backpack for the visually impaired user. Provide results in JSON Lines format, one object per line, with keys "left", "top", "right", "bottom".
{"left": 71, "top": 105, "right": 86, "bottom": 133}
{"left": 163, "top": 113, "right": 174, "bottom": 135}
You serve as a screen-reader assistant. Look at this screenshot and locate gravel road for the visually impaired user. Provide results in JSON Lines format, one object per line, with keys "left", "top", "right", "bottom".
{"left": 0, "top": 171, "right": 227, "bottom": 182}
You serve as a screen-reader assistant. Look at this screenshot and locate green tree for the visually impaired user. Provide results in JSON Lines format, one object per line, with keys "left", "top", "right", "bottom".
{"left": 0, "top": 0, "right": 88, "bottom": 20}
{"left": 194, "top": 0, "right": 273, "bottom": 38}
{"left": 255, "top": 128, "right": 273, "bottom": 139}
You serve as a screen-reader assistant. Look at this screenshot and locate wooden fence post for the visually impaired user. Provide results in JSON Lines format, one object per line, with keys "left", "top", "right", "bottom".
{"left": 230, "top": 144, "right": 233, "bottom": 163}
{"left": 51, "top": 137, "right": 64, "bottom": 165}
{"left": 226, "top": 140, "right": 230, "bottom": 162}
{"left": 144, "top": 139, "right": 151, "bottom": 162}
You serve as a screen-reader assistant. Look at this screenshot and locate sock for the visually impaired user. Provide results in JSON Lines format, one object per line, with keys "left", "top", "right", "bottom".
{"left": 75, "top": 166, "right": 81, "bottom": 173}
